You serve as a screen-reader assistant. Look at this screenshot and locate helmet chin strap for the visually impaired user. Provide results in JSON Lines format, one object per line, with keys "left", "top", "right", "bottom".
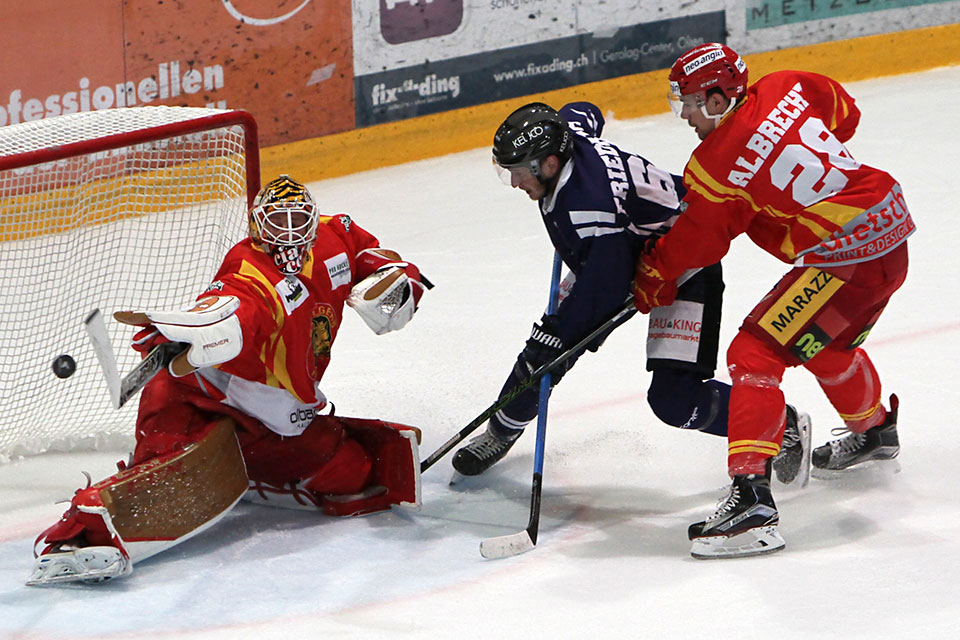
{"left": 700, "top": 96, "right": 738, "bottom": 122}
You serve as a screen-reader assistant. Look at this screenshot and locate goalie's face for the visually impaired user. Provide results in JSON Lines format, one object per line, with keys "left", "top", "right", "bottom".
{"left": 250, "top": 201, "right": 319, "bottom": 275}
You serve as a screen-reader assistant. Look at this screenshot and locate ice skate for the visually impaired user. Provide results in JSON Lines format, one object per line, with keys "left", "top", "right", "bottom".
{"left": 26, "top": 545, "right": 129, "bottom": 586}
{"left": 812, "top": 394, "right": 900, "bottom": 472}
{"left": 452, "top": 420, "right": 521, "bottom": 477}
{"left": 772, "top": 405, "right": 811, "bottom": 487}
{"left": 689, "top": 470, "right": 785, "bottom": 559}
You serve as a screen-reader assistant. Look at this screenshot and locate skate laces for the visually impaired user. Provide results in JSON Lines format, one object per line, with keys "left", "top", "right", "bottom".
{"left": 465, "top": 432, "right": 512, "bottom": 458}
{"left": 781, "top": 424, "right": 800, "bottom": 449}
{"left": 707, "top": 486, "right": 741, "bottom": 522}
{"left": 829, "top": 429, "right": 866, "bottom": 455}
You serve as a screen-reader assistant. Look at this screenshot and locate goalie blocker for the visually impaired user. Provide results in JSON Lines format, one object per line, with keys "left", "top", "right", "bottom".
{"left": 29, "top": 414, "right": 421, "bottom": 586}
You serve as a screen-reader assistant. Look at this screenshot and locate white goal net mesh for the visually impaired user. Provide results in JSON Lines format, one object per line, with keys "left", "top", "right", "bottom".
{"left": 0, "top": 107, "right": 257, "bottom": 462}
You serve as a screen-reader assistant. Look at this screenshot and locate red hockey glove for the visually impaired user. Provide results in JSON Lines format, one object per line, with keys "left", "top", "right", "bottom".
{"left": 633, "top": 259, "right": 677, "bottom": 314}
{"left": 131, "top": 325, "right": 170, "bottom": 357}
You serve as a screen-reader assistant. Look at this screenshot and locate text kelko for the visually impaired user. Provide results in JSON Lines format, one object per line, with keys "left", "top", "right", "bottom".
{"left": 728, "top": 82, "right": 809, "bottom": 188}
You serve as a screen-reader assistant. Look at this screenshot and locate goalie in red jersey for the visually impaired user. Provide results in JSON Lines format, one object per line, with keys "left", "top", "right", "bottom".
{"left": 28, "top": 175, "right": 428, "bottom": 585}
{"left": 633, "top": 44, "right": 913, "bottom": 559}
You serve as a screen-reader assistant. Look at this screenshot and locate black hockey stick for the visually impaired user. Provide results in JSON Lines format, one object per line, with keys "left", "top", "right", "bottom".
{"left": 84, "top": 309, "right": 188, "bottom": 409}
{"left": 420, "top": 297, "right": 638, "bottom": 473}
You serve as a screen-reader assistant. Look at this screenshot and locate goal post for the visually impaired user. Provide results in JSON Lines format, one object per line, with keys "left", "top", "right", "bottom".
{"left": 0, "top": 107, "right": 260, "bottom": 463}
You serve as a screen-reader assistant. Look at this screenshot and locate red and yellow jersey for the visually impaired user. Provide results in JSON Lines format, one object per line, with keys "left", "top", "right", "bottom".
{"left": 654, "top": 70, "right": 915, "bottom": 279}
{"left": 202, "top": 213, "right": 379, "bottom": 406}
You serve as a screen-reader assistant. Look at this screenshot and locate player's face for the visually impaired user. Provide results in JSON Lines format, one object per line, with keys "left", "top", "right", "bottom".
{"left": 260, "top": 206, "right": 313, "bottom": 244}
{"left": 495, "top": 156, "right": 559, "bottom": 201}
{"left": 510, "top": 165, "right": 547, "bottom": 200}
{"left": 672, "top": 92, "right": 726, "bottom": 140}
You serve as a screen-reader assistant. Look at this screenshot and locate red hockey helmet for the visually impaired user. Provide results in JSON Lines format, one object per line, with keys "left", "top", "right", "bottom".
{"left": 668, "top": 43, "right": 748, "bottom": 112}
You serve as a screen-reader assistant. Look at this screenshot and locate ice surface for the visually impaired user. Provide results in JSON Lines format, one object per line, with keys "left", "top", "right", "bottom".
{"left": 2, "top": 66, "right": 959, "bottom": 639}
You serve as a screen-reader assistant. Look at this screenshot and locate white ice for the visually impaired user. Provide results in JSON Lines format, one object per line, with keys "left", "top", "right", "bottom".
{"left": 2, "top": 66, "right": 959, "bottom": 639}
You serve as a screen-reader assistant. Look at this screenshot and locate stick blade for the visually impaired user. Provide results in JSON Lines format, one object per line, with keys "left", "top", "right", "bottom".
{"left": 480, "top": 530, "right": 536, "bottom": 559}
{"left": 84, "top": 309, "right": 121, "bottom": 409}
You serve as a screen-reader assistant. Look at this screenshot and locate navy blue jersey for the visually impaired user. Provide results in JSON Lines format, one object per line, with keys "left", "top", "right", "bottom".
{"left": 543, "top": 102, "right": 686, "bottom": 346}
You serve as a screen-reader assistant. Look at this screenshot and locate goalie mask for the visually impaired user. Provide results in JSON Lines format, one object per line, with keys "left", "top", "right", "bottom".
{"left": 249, "top": 175, "right": 319, "bottom": 276}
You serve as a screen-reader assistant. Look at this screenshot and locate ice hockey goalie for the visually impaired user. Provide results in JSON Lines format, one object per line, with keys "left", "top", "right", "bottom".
{"left": 28, "top": 176, "right": 427, "bottom": 586}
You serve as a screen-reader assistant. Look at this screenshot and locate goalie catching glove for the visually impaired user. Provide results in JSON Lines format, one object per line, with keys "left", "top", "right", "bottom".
{"left": 116, "top": 295, "right": 243, "bottom": 376}
{"left": 347, "top": 248, "right": 425, "bottom": 335}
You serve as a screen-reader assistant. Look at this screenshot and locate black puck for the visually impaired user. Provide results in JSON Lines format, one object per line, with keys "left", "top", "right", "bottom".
{"left": 52, "top": 354, "right": 77, "bottom": 379}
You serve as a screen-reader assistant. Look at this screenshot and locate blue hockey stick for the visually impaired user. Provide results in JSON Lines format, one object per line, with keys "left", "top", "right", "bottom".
{"left": 480, "top": 252, "right": 563, "bottom": 558}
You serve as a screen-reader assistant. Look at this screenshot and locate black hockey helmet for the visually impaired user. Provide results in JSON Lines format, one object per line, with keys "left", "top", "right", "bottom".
{"left": 492, "top": 102, "right": 572, "bottom": 177}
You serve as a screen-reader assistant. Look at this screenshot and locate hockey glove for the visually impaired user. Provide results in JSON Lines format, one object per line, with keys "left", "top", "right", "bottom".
{"left": 634, "top": 247, "right": 678, "bottom": 314}
{"left": 517, "top": 314, "right": 570, "bottom": 383}
{"left": 131, "top": 326, "right": 169, "bottom": 357}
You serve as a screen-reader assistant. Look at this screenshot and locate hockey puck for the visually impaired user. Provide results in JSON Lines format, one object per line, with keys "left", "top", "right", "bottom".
{"left": 52, "top": 354, "right": 77, "bottom": 379}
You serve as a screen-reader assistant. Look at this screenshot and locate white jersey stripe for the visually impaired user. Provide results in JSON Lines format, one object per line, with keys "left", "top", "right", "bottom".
{"left": 569, "top": 210, "right": 617, "bottom": 225}
{"left": 575, "top": 226, "right": 622, "bottom": 239}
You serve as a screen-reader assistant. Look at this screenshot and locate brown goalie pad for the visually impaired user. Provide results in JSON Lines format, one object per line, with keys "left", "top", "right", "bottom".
{"left": 93, "top": 418, "right": 247, "bottom": 541}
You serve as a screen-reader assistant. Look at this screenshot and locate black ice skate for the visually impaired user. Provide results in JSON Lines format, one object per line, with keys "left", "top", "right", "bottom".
{"left": 452, "top": 422, "right": 521, "bottom": 476}
{"left": 812, "top": 394, "right": 900, "bottom": 471}
{"left": 772, "top": 405, "right": 811, "bottom": 487}
{"left": 688, "top": 469, "right": 785, "bottom": 559}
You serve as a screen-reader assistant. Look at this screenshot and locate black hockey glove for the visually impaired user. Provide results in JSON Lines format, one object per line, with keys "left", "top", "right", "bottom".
{"left": 516, "top": 314, "right": 570, "bottom": 383}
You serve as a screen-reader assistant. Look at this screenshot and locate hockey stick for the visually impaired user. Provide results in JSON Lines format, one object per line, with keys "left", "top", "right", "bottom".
{"left": 84, "top": 309, "right": 188, "bottom": 409}
{"left": 479, "top": 253, "right": 562, "bottom": 559}
{"left": 478, "top": 266, "right": 704, "bottom": 558}
{"left": 419, "top": 298, "right": 637, "bottom": 474}
{"left": 419, "top": 265, "right": 703, "bottom": 474}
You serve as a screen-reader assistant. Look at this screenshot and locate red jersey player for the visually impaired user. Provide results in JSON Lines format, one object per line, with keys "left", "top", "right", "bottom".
{"left": 29, "top": 176, "right": 428, "bottom": 585}
{"left": 633, "top": 43, "right": 912, "bottom": 558}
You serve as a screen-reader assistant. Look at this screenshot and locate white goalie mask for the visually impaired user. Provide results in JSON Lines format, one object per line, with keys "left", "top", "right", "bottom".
{"left": 249, "top": 175, "right": 320, "bottom": 276}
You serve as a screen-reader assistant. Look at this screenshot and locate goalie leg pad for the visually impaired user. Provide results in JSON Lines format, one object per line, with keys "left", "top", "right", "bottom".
{"left": 322, "top": 418, "right": 421, "bottom": 517}
{"left": 31, "top": 419, "right": 247, "bottom": 584}
{"left": 241, "top": 416, "right": 421, "bottom": 517}
{"left": 241, "top": 415, "right": 371, "bottom": 510}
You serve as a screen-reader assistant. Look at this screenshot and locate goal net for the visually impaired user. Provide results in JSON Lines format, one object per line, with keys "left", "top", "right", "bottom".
{"left": 0, "top": 107, "right": 260, "bottom": 463}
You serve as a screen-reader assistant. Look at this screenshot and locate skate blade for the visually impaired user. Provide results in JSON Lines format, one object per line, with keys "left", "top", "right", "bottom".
{"left": 690, "top": 526, "right": 785, "bottom": 560}
{"left": 811, "top": 458, "right": 901, "bottom": 480}
{"left": 796, "top": 414, "right": 812, "bottom": 489}
{"left": 449, "top": 469, "right": 492, "bottom": 487}
{"left": 775, "top": 413, "right": 812, "bottom": 489}
{"left": 26, "top": 547, "right": 129, "bottom": 586}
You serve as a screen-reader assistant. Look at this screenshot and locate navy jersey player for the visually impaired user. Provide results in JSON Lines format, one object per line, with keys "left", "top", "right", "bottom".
{"left": 454, "top": 102, "right": 809, "bottom": 484}
{"left": 456, "top": 102, "right": 756, "bottom": 478}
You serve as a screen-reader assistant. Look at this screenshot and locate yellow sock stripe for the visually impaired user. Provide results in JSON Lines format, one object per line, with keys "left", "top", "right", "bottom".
{"left": 839, "top": 399, "right": 883, "bottom": 422}
{"left": 728, "top": 440, "right": 781, "bottom": 457}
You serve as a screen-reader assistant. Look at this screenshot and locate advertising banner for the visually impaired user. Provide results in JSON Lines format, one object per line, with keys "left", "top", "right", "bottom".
{"left": 355, "top": 11, "right": 725, "bottom": 126}
{"left": 746, "top": 0, "right": 956, "bottom": 30}
{"left": 0, "top": 1, "right": 354, "bottom": 147}
{"left": 0, "top": 1, "right": 125, "bottom": 128}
